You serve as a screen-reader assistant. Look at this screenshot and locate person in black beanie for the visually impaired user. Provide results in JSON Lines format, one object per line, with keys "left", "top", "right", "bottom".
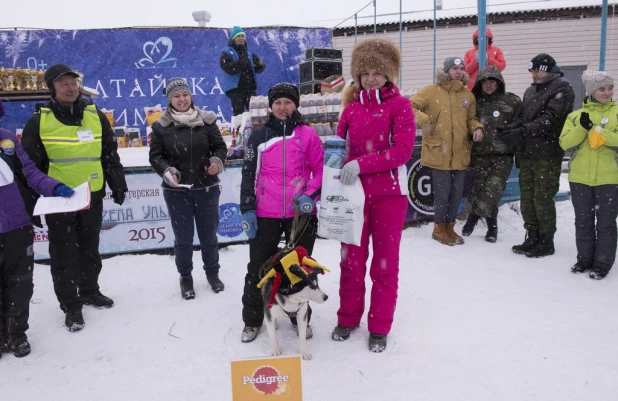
{"left": 20, "top": 63, "right": 128, "bottom": 332}
{"left": 498, "top": 53, "right": 574, "bottom": 258}
{"left": 220, "top": 26, "right": 266, "bottom": 116}
{"left": 238, "top": 82, "right": 323, "bottom": 343}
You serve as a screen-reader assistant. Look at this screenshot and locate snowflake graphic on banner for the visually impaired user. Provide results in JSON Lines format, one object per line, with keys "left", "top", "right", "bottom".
{"left": 1, "top": 30, "right": 78, "bottom": 67}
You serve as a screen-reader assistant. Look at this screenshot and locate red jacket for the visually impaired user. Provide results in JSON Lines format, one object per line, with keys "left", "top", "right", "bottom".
{"left": 337, "top": 83, "right": 415, "bottom": 197}
{"left": 464, "top": 28, "right": 506, "bottom": 90}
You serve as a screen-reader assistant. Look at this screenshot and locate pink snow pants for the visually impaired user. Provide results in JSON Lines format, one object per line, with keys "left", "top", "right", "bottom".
{"left": 337, "top": 194, "right": 408, "bottom": 335}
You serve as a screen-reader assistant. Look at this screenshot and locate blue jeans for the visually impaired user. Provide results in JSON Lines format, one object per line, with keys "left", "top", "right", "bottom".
{"left": 163, "top": 186, "right": 221, "bottom": 276}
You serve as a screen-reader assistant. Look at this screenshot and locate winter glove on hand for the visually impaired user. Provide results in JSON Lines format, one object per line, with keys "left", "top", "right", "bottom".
{"left": 242, "top": 211, "right": 258, "bottom": 239}
{"left": 111, "top": 190, "right": 126, "bottom": 205}
{"left": 499, "top": 126, "right": 526, "bottom": 147}
{"left": 294, "top": 195, "right": 315, "bottom": 215}
{"left": 340, "top": 160, "right": 360, "bottom": 186}
{"left": 579, "top": 112, "right": 594, "bottom": 131}
{"left": 53, "top": 184, "right": 74, "bottom": 197}
{"left": 163, "top": 167, "right": 181, "bottom": 186}
{"left": 498, "top": 122, "right": 521, "bottom": 133}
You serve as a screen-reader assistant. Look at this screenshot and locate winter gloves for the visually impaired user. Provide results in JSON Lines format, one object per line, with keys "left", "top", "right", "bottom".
{"left": 53, "top": 184, "right": 75, "bottom": 197}
{"left": 111, "top": 191, "right": 125, "bottom": 205}
{"left": 242, "top": 211, "right": 258, "bottom": 239}
{"left": 579, "top": 112, "right": 594, "bottom": 130}
{"left": 498, "top": 126, "right": 526, "bottom": 147}
{"left": 295, "top": 195, "right": 315, "bottom": 215}
{"left": 340, "top": 160, "right": 360, "bottom": 185}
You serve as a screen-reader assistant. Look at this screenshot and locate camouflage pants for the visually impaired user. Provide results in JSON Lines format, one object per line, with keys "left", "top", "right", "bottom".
{"left": 519, "top": 157, "right": 563, "bottom": 235}
{"left": 469, "top": 155, "right": 513, "bottom": 218}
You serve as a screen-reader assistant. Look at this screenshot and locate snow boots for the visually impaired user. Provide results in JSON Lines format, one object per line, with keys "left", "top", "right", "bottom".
{"left": 447, "top": 223, "right": 464, "bottom": 245}
{"left": 241, "top": 326, "right": 260, "bottom": 343}
{"left": 571, "top": 260, "right": 592, "bottom": 274}
{"left": 80, "top": 290, "right": 114, "bottom": 309}
{"left": 485, "top": 217, "right": 498, "bottom": 243}
{"left": 9, "top": 340, "right": 31, "bottom": 358}
{"left": 368, "top": 333, "right": 387, "bottom": 353}
{"left": 589, "top": 264, "right": 612, "bottom": 280}
{"left": 432, "top": 223, "right": 455, "bottom": 246}
{"left": 525, "top": 234, "right": 555, "bottom": 258}
{"left": 179, "top": 275, "right": 195, "bottom": 300}
{"left": 206, "top": 274, "right": 224, "bottom": 293}
{"left": 65, "top": 308, "right": 85, "bottom": 332}
{"left": 462, "top": 212, "right": 480, "bottom": 236}
{"left": 512, "top": 229, "right": 539, "bottom": 254}
{"left": 331, "top": 324, "right": 354, "bottom": 341}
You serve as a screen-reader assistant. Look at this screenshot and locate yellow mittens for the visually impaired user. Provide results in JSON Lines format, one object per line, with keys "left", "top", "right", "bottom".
{"left": 588, "top": 126, "right": 606, "bottom": 149}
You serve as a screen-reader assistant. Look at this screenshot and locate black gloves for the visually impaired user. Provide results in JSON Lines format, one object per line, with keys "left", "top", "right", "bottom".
{"left": 499, "top": 126, "right": 526, "bottom": 147}
{"left": 579, "top": 112, "right": 594, "bottom": 130}
{"left": 112, "top": 190, "right": 126, "bottom": 205}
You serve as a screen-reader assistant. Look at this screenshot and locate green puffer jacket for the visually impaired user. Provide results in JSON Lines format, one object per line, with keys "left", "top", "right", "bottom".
{"left": 559, "top": 99, "right": 618, "bottom": 186}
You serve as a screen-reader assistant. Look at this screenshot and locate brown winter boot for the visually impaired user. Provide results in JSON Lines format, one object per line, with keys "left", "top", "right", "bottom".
{"left": 432, "top": 223, "right": 455, "bottom": 246}
{"left": 447, "top": 222, "right": 465, "bottom": 245}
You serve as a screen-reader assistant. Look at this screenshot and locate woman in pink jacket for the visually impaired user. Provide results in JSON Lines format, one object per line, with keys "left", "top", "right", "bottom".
{"left": 332, "top": 38, "right": 416, "bottom": 352}
{"left": 239, "top": 83, "right": 324, "bottom": 343}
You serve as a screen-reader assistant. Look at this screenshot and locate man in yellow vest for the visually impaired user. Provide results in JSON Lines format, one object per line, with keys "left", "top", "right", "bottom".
{"left": 21, "top": 63, "right": 127, "bottom": 332}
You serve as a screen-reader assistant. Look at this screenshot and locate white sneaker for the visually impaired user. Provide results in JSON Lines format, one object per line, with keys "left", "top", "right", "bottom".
{"left": 241, "top": 326, "right": 260, "bottom": 343}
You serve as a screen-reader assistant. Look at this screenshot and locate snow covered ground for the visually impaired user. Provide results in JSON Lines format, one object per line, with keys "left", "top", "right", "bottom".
{"left": 2, "top": 199, "right": 618, "bottom": 401}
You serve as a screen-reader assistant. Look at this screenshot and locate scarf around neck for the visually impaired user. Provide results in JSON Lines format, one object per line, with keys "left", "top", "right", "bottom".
{"left": 170, "top": 107, "right": 204, "bottom": 127}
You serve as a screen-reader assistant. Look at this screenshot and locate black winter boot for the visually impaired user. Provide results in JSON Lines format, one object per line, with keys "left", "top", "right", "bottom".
{"left": 331, "top": 325, "right": 354, "bottom": 341}
{"left": 65, "top": 308, "right": 85, "bottom": 332}
{"left": 206, "top": 274, "right": 225, "bottom": 293}
{"left": 512, "top": 230, "right": 539, "bottom": 254}
{"left": 485, "top": 217, "right": 498, "bottom": 243}
{"left": 462, "top": 212, "right": 480, "bottom": 236}
{"left": 179, "top": 275, "right": 195, "bottom": 300}
{"left": 368, "top": 333, "right": 387, "bottom": 353}
{"left": 80, "top": 290, "right": 114, "bottom": 309}
{"left": 589, "top": 264, "right": 612, "bottom": 280}
{"left": 9, "top": 340, "right": 31, "bottom": 358}
{"left": 525, "top": 234, "right": 555, "bottom": 258}
{"left": 571, "top": 260, "right": 592, "bottom": 273}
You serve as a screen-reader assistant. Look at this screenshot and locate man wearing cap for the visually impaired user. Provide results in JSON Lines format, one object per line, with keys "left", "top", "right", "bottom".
{"left": 498, "top": 54, "right": 574, "bottom": 258}
{"left": 412, "top": 56, "right": 484, "bottom": 246}
{"left": 220, "top": 26, "right": 266, "bottom": 116}
{"left": 21, "top": 63, "right": 128, "bottom": 332}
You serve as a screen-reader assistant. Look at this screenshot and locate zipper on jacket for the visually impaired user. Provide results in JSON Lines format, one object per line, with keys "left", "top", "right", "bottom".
{"left": 282, "top": 121, "right": 287, "bottom": 218}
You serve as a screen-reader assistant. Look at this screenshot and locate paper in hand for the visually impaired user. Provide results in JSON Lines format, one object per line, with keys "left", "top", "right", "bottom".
{"left": 164, "top": 170, "right": 192, "bottom": 189}
{"left": 34, "top": 182, "right": 91, "bottom": 216}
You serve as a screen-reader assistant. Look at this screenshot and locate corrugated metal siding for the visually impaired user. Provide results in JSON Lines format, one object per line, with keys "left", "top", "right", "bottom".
{"left": 333, "top": 17, "right": 618, "bottom": 98}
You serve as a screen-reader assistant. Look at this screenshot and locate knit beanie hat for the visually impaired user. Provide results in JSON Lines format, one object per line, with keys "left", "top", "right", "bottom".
{"left": 444, "top": 56, "right": 464, "bottom": 73}
{"left": 231, "top": 26, "right": 245, "bottom": 40}
{"left": 163, "top": 78, "right": 191, "bottom": 103}
{"left": 268, "top": 83, "right": 300, "bottom": 108}
{"left": 528, "top": 53, "right": 556, "bottom": 72}
{"left": 582, "top": 70, "right": 614, "bottom": 96}
{"left": 350, "top": 37, "right": 401, "bottom": 85}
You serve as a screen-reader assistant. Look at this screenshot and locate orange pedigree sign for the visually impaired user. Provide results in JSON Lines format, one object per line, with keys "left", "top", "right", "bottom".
{"left": 231, "top": 355, "right": 302, "bottom": 400}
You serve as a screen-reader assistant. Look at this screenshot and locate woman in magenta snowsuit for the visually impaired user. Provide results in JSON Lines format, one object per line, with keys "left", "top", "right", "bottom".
{"left": 332, "top": 38, "right": 416, "bottom": 352}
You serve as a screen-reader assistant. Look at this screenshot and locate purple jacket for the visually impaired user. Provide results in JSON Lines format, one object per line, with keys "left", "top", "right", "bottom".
{"left": 0, "top": 128, "right": 60, "bottom": 233}
{"left": 337, "top": 83, "right": 416, "bottom": 196}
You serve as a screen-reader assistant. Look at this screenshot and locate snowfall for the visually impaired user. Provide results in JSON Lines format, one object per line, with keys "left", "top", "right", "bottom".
{"left": 2, "top": 177, "right": 618, "bottom": 401}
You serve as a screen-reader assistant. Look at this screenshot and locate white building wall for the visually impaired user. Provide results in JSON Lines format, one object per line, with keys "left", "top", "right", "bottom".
{"left": 333, "top": 16, "right": 618, "bottom": 98}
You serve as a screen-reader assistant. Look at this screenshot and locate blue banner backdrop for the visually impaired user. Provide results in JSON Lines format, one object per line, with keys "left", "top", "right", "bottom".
{"left": 1, "top": 28, "right": 332, "bottom": 134}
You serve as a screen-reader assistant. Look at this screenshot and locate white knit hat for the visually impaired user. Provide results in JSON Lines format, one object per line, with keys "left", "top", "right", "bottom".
{"left": 582, "top": 70, "right": 614, "bottom": 96}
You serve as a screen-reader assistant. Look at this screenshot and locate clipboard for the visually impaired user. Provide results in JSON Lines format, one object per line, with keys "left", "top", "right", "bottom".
{"left": 33, "top": 182, "right": 91, "bottom": 216}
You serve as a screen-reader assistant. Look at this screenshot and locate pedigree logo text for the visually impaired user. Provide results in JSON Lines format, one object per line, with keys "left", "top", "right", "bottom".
{"left": 231, "top": 356, "right": 302, "bottom": 400}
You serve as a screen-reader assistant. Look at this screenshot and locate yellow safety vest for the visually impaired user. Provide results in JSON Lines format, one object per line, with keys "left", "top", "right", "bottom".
{"left": 39, "top": 105, "right": 104, "bottom": 191}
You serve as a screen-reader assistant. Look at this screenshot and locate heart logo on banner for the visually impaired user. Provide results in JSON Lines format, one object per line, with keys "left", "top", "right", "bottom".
{"left": 135, "top": 37, "right": 178, "bottom": 68}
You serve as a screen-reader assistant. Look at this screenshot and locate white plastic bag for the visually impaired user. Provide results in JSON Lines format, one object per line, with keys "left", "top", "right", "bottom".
{"left": 318, "top": 165, "right": 365, "bottom": 246}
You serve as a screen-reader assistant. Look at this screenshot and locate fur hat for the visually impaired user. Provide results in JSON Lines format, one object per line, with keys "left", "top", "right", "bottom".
{"left": 582, "top": 70, "right": 614, "bottom": 96}
{"left": 528, "top": 53, "right": 556, "bottom": 73}
{"left": 350, "top": 37, "right": 401, "bottom": 85}
{"left": 163, "top": 78, "right": 191, "bottom": 104}
{"left": 268, "top": 82, "right": 300, "bottom": 108}
{"left": 231, "top": 26, "right": 245, "bottom": 40}
{"left": 444, "top": 56, "right": 464, "bottom": 73}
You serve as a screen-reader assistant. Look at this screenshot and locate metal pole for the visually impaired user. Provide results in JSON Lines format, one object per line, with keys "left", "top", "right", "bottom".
{"left": 374, "top": 0, "right": 377, "bottom": 35}
{"left": 601, "top": 0, "right": 609, "bottom": 71}
{"left": 399, "top": 0, "right": 403, "bottom": 86}
{"left": 355, "top": 13, "right": 358, "bottom": 44}
{"left": 478, "top": 0, "right": 487, "bottom": 68}
{"left": 433, "top": 0, "right": 437, "bottom": 83}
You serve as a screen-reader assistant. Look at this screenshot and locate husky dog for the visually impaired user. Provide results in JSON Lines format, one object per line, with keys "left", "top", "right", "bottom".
{"left": 260, "top": 268, "right": 328, "bottom": 360}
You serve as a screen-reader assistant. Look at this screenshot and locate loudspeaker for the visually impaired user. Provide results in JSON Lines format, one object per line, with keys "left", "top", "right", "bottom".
{"left": 305, "top": 48, "right": 343, "bottom": 60}
{"left": 300, "top": 82, "right": 321, "bottom": 95}
{"left": 299, "top": 60, "right": 343, "bottom": 84}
